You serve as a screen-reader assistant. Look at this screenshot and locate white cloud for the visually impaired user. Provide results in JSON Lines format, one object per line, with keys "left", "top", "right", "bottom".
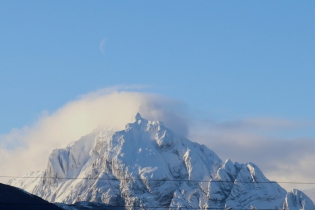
{"left": 1, "top": 87, "right": 315, "bottom": 193}
{"left": 0, "top": 88, "right": 189, "bottom": 182}
{"left": 190, "top": 118, "right": 315, "bottom": 191}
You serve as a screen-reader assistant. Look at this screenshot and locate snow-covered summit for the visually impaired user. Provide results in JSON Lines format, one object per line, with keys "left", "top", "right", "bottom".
{"left": 8, "top": 114, "right": 315, "bottom": 210}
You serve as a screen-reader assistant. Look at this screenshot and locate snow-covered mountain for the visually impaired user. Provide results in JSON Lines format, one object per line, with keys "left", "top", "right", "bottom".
{"left": 8, "top": 113, "right": 315, "bottom": 210}
{"left": 303, "top": 188, "right": 315, "bottom": 204}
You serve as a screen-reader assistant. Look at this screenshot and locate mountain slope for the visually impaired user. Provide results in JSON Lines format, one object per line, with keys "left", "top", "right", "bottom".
{"left": 8, "top": 113, "right": 315, "bottom": 210}
{"left": 0, "top": 183, "right": 62, "bottom": 210}
{"left": 284, "top": 189, "right": 315, "bottom": 210}
{"left": 303, "top": 188, "right": 315, "bottom": 204}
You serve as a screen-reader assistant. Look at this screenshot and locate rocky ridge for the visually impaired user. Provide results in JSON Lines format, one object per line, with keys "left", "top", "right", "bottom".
{"left": 8, "top": 113, "right": 315, "bottom": 210}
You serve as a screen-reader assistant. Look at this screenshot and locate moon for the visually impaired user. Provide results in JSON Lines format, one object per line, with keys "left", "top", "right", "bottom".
{"left": 100, "top": 38, "right": 106, "bottom": 55}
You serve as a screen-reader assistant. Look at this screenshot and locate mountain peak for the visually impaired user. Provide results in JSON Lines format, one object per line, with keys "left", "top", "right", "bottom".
{"left": 135, "top": 112, "right": 142, "bottom": 121}
{"left": 8, "top": 115, "right": 315, "bottom": 210}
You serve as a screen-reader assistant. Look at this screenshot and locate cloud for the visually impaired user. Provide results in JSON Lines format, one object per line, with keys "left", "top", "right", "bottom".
{"left": 1, "top": 87, "right": 315, "bottom": 193}
{"left": 189, "top": 118, "right": 315, "bottom": 191}
{"left": 0, "top": 87, "right": 189, "bottom": 183}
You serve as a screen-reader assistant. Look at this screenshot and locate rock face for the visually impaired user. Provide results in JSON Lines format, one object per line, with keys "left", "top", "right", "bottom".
{"left": 303, "top": 188, "right": 315, "bottom": 204}
{"left": 8, "top": 114, "right": 315, "bottom": 210}
{"left": 284, "top": 190, "right": 315, "bottom": 210}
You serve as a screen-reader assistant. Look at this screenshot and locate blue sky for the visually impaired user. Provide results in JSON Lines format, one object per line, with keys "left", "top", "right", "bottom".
{"left": 1, "top": 1, "right": 315, "bottom": 133}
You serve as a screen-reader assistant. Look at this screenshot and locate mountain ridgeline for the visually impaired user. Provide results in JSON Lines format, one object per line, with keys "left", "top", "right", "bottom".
{"left": 0, "top": 183, "right": 62, "bottom": 210}
{"left": 8, "top": 113, "right": 315, "bottom": 210}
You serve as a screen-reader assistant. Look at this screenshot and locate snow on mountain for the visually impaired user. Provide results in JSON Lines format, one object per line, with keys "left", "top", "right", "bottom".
{"left": 303, "top": 188, "right": 315, "bottom": 204}
{"left": 284, "top": 189, "right": 315, "bottom": 210}
{"left": 56, "top": 201, "right": 120, "bottom": 210}
{"left": 8, "top": 170, "right": 43, "bottom": 193}
{"left": 8, "top": 113, "right": 315, "bottom": 210}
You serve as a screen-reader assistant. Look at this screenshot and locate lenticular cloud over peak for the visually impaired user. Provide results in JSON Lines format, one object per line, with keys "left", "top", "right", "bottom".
{"left": 0, "top": 88, "right": 189, "bottom": 180}
{"left": 8, "top": 112, "right": 315, "bottom": 209}
{"left": 1, "top": 87, "right": 315, "bottom": 197}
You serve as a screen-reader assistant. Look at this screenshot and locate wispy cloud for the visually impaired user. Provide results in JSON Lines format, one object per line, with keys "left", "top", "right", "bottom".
{"left": 190, "top": 118, "right": 315, "bottom": 190}
{"left": 0, "top": 87, "right": 189, "bottom": 182}
{"left": 1, "top": 88, "right": 314, "bottom": 192}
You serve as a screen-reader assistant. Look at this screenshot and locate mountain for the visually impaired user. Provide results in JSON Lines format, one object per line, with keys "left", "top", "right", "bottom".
{"left": 303, "top": 188, "right": 315, "bottom": 204}
{"left": 0, "top": 182, "right": 62, "bottom": 210}
{"left": 8, "top": 113, "right": 315, "bottom": 210}
{"left": 56, "top": 201, "right": 122, "bottom": 210}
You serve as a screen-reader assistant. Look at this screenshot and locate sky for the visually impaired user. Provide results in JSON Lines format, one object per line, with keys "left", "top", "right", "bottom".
{"left": 1, "top": 1, "right": 315, "bottom": 192}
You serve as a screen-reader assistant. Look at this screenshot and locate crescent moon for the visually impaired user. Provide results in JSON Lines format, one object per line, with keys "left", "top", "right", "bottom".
{"left": 100, "top": 38, "right": 106, "bottom": 55}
